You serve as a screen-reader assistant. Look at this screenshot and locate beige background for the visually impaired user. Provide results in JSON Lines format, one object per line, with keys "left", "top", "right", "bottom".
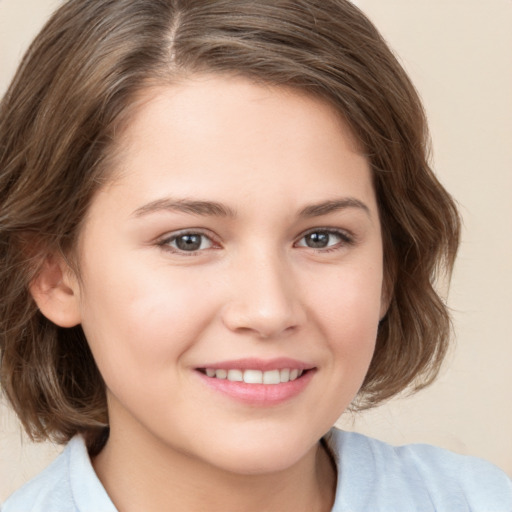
{"left": 1, "top": 0, "right": 511, "bottom": 501}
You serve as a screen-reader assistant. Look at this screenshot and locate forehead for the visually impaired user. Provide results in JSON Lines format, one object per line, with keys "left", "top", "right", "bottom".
{"left": 115, "top": 75, "right": 361, "bottom": 157}
{"left": 91, "top": 74, "right": 376, "bottom": 223}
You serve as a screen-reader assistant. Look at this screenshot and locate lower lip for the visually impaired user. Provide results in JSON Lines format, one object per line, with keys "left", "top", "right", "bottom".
{"left": 196, "top": 370, "right": 315, "bottom": 406}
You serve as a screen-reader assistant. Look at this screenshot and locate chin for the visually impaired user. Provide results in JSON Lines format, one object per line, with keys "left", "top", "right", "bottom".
{"left": 196, "top": 430, "right": 321, "bottom": 476}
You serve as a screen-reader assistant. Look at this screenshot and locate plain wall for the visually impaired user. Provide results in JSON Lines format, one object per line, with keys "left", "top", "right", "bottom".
{"left": 1, "top": 0, "right": 511, "bottom": 501}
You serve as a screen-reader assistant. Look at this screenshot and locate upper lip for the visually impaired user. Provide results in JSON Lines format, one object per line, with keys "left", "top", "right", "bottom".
{"left": 196, "top": 357, "right": 315, "bottom": 371}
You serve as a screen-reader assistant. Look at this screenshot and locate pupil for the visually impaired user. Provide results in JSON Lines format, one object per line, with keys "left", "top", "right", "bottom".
{"left": 306, "top": 232, "right": 329, "bottom": 248}
{"left": 176, "top": 235, "right": 202, "bottom": 251}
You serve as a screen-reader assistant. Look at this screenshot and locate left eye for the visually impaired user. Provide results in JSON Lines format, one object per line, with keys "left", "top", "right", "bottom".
{"left": 163, "top": 233, "right": 214, "bottom": 252}
{"left": 295, "top": 230, "right": 348, "bottom": 249}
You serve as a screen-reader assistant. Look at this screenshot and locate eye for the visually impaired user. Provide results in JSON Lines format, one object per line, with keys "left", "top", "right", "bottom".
{"left": 159, "top": 231, "right": 215, "bottom": 253}
{"left": 295, "top": 229, "right": 352, "bottom": 250}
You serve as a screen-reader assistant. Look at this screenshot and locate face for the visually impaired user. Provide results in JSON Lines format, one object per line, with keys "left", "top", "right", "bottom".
{"left": 73, "top": 75, "right": 386, "bottom": 475}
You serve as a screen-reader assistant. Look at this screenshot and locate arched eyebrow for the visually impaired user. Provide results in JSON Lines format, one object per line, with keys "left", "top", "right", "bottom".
{"left": 131, "top": 196, "right": 370, "bottom": 219}
{"left": 132, "top": 198, "right": 237, "bottom": 218}
{"left": 299, "top": 198, "right": 370, "bottom": 218}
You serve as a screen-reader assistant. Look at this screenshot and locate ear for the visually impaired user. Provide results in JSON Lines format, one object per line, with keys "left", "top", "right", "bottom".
{"left": 30, "top": 254, "right": 82, "bottom": 328}
{"left": 379, "top": 274, "right": 393, "bottom": 321}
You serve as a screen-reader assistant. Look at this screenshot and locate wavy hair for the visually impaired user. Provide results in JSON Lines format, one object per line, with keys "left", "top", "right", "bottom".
{"left": 0, "top": 0, "right": 460, "bottom": 453}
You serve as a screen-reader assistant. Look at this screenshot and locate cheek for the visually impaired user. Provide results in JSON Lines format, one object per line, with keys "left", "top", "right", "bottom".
{"left": 77, "top": 258, "right": 219, "bottom": 382}
{"left": 307, "top": 261, "right": 383, "bottom": 342}
{"left": 295, "top": 261, "right": 382, "bottom": 424}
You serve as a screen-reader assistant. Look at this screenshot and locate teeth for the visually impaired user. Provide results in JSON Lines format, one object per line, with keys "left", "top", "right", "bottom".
{"left": 204, "top": 368, "right": 306, "bottom": 384}
{"left": 244, "top": 370, "right": 263, "bottom": 384}
{"left": 216, "top": 369, "right": 227, "bottom": 379}
{"left": 227, "top": 369, "right": 243, "bottom": 382}
{"left": 263, "top": 369, "right": 280, "bottom": 384}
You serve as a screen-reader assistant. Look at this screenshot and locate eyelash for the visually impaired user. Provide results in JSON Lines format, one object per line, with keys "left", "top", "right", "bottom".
{"left": 157, "top": 229, "right": 220, "bottom": 256}
{"left": 156, "top": 228, "right": 355, "bottom": 255}
{"left": 294, "top": 228, "right": 355, "bottom": 252}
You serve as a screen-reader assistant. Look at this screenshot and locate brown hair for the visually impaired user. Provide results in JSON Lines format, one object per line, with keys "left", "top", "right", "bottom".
{"left": 0, "top": 0, "right": 460, "bottom": 451}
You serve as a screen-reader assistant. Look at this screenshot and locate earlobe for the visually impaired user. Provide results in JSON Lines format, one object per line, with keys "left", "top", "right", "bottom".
{"left": 379, "top": 277, "right": 393, "bottom": 321}
{"left": 379, "top": 302, "right": 389, "bottom": 323}
{"left": 379, "top": 289, "right": 390, "bottom": 321}
{"left": 29, "top": 255, "right": 82, "bottom": 328}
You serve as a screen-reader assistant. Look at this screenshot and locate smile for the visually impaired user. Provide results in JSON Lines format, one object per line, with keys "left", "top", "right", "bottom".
{"left": 195, "top": 358, "right": 315, "bottom": 405}
{"left": 201, "top": 368, "right": 305, "bottom": 384}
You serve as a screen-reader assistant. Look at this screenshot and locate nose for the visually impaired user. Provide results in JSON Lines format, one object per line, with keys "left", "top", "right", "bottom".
{"left": 221, "top": 251, "right": 306, "bottom": 339}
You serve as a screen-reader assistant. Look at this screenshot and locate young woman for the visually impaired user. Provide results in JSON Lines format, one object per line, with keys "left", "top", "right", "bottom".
{"left": 1, "top": 1, "right": 510, "bottom": 510}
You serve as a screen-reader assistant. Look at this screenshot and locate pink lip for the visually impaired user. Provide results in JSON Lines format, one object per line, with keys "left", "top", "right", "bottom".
{"left": 194, "top": 358, "right": 316, "bottom": 406}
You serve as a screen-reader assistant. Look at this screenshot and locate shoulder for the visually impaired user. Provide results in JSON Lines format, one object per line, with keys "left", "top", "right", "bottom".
{"left": 328, "top": 428, "right": 512, "bottom": 512}
{"left": 1, "top": 436, "right": 115, "bottom": 512}
{"left": 2, "top": 441, "right": 74, "bottom": 512}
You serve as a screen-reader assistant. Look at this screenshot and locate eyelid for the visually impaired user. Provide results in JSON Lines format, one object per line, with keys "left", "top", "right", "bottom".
{"left": 154, "top": 226, "right": 355, "bottom": 255}
{"left": 156, "top": 228, "right": 221, "bottom": 254}
{"left": 294, "top": 227, "right": 355, "bottom": 249}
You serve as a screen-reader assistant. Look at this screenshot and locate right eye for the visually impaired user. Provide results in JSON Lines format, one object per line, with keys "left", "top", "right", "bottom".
{"left": 159, "top": 231, "right": 216, "bottom": 253}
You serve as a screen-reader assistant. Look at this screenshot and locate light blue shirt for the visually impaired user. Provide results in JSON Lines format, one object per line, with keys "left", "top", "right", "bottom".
{"left": 3, "top": 429, "right": 511, "bottom": 511}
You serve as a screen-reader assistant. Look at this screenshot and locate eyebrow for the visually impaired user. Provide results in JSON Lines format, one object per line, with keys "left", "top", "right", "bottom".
{"left": 131, "top": 196, "right": 370, "bottom": 219}
{"left": 298, "top": 198, "right": 370, "bottom": 218}
{"left": 132, "top": 198, "right": 236, "bottom": 218}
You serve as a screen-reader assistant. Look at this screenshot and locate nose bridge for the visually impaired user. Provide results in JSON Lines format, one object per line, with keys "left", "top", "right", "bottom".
{"left": 222, "top": 244, "right": 304, "bottom": 338}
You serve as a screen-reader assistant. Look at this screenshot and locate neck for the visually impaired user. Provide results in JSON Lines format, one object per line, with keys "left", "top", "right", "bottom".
{"left": 92, "top": 422, "right": 336, "bottom": 512}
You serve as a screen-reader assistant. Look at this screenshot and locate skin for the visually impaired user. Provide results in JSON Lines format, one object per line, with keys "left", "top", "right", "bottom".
{"left": 34, "top": 74, "right": 386, "bottom": 511}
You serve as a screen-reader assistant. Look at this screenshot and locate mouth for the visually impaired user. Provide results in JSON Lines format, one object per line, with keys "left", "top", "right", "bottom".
{"left": 195, "top": 358, "right": 315, "bottom": 405}
{"left": 197, "top": 367, "right": 307, "bottom": 385}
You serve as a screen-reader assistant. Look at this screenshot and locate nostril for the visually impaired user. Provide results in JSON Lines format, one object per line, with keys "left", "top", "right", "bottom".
{"left": 220, "top": 302, "right": 304, "bottom": 339}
